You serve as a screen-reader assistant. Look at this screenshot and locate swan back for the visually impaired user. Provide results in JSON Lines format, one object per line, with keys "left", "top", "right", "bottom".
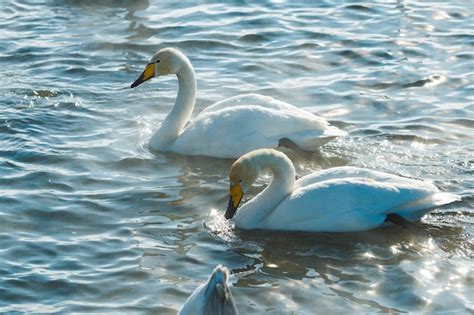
{"left": 259, "top": 166, "right": 461, "bottom": 232}
{"left": 198, "top": 93, "right": 347, "bottom": 141}
{"left": 173, "top": 104, "right": 340, "bottom": 158}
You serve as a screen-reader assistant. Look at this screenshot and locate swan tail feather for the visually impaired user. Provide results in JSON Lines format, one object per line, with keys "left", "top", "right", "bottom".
{"left": 430, "top": 192, "right": 461, "bottom": 206}
{"left": 289, "top": 126, "right": 347, "bottom": 151}
{"left": 395, "top": 192, "right": 461, "bottom": 221}
{"left": 323, "top": 125, "right": 348, "bottom": 138}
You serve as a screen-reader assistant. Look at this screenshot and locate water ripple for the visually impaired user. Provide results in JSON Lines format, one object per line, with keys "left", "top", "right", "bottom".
{"left": 0, "top": 0, "right": 472, "bottom": 313}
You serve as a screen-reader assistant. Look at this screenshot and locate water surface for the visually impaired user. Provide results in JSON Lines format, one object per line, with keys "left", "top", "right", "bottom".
{"left": 0, "top": 0, "right": 473, "bottom": 313}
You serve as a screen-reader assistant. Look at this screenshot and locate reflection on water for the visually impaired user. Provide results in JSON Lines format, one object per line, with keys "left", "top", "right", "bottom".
{"left": 0, "top": 0, "right": 472, "bottom": 313}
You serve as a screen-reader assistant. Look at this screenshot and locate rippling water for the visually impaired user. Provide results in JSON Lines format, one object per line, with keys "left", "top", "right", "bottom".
{"left": 1, "top": 0, "right": 473, "bottom": 313}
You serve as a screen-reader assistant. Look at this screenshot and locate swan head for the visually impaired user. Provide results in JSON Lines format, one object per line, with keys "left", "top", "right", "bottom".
{"left": 224, "top": 151, "right": 261, "bottom": 219}
{"left": 203, "top": 265, "right": 237, "bottom": 312}
{"left": 131, "top": 47, "right": 186, "bottom": 88}
{"left": 179, "top": 265, "right": 238, "bottom": 315}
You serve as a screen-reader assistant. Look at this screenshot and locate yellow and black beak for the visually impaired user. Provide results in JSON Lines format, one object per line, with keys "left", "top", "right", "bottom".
{"left": 225, "top": 183, "right": 244, "bottom": 219}
{"left": 131, "top": 63, "right": 155, "bottom": 88}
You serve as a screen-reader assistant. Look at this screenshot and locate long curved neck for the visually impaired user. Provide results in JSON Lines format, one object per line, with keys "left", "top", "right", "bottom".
{"left": 150, "top": 57, "right": 196, "bottom": 150}
{"left": 235, "top": 152, "right": 296, "bottom": 229}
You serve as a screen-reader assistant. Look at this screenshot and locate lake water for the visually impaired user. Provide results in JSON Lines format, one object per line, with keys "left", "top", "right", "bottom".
{"left": 1, "top": 0, "right": 473, "bottom": 313}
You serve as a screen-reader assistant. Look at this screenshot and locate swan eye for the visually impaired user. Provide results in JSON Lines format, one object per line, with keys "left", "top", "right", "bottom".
{"left": 239, "top": 179, "right": 242, "bottom": 183}
{"left": 156, "top": 60, "right": 160, "bottom": 63}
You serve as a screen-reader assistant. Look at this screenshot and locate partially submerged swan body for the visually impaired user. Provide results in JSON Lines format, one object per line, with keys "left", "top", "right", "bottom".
{"left": 131, "top": 47, "right": 346, "bottom": 158}
{"left": 225, "top": 149, "right": 460, "bottom": 232}
{"left": 178, "top": 265, "right": 238, "bottom": 315}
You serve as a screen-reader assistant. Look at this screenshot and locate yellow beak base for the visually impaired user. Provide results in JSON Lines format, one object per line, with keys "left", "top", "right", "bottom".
{"left": 225, "top": 184, "right": 243, "bottom": 219}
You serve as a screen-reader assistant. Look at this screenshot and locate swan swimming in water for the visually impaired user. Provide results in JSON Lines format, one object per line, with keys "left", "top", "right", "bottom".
{"left": 131, "top": 47, "right": 346, "bottom": 158}
{"left": 178, "top": 265, "right": 238, "bottom": 315}
{"left": 224, "top": 149, "right": 460, "bottom": 232}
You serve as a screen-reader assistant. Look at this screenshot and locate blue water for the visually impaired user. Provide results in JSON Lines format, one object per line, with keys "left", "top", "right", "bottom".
{"left": 1, "top": 0, "right": 473, "bottom": 313}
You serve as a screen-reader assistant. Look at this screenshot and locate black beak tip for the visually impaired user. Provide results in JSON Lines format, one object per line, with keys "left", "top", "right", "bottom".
{"left": 225, "top": 198, "right": 237, "bottom": 220}
{"left": 131, "top": 71, "right": 147, "bottom": 88}
{"left": 130, "top": 80, "right": 140, "bottom": 88}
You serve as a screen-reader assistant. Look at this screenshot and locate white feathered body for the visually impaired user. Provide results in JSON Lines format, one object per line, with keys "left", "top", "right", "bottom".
{"left": 237, "top": 166, "right": 459, "bottom": 232}
{"left": 166, "top": 94, "right": 345, "bottom": 158}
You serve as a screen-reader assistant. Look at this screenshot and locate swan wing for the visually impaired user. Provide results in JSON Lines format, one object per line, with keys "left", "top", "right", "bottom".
{"left": 295, "top": 166, "right": 427, "bottom": 189}
{"left": 262, "top": 176, "right": 456, "bottom": 232}
{"left": 172, "top": 105, "right": 339, "bottom": 158}
{"left": 199, "top": 93, "right": 302, "bottom": 115}
{"left": 198, "top": 93, "right": 348, "bottom": 143}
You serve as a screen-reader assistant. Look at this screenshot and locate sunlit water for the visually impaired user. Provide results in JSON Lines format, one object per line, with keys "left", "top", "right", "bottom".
{"left": 1, "top": 0, "right": 473, "bottom": 313}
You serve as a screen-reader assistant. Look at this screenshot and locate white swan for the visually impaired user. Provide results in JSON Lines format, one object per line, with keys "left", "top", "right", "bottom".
{"left": 178, "top": 265, "right": 238, "bottom": 315}
{"left": 224, "top": 149, "right": 460, "bottom": 232}
{"left": 130, "top": 47, "right": 346, "bottom": 158}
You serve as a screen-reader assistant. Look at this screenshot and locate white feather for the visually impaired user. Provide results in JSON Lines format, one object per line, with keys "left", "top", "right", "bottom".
{"left": 231, "top": 150, "right": 460, "bottom": 232}
{"left": 134, "top": 48, "right": 346, "bottom": 158}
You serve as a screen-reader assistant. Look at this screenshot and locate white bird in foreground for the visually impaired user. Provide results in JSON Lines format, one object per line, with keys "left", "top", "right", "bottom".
{"left": 130, "top": 47, "right": 346, "bottom": 158}
{"left": 224, "top": 149, "right": 460, "bottom": 232}
{"left": 178, "top": 265, "right": 238, "bottom": 315}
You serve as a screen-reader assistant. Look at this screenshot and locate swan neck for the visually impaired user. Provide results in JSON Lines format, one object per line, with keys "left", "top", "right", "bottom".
{"left": 176, "top": 60, "right": 197, "bottom": 111}
{"left": 236, "top": 152, "right": 296, "bottom": 229}
{"left": 150, "top": 57, "right": 196, "bottom": 150}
